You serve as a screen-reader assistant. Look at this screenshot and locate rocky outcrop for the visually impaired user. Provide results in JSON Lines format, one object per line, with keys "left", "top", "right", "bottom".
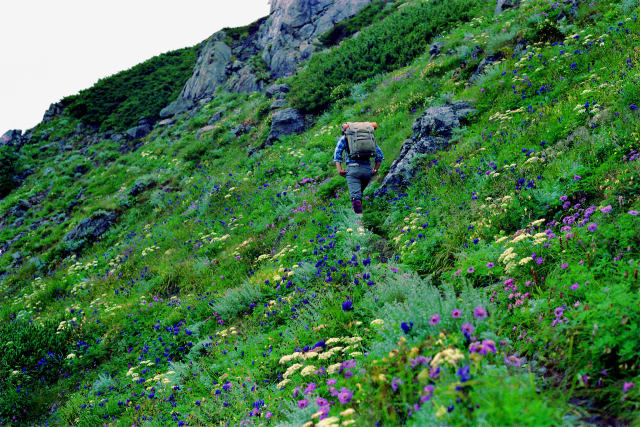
{"left": 1, "top": 130, "right": 23, "bottom": 148}
{"left": 469, "top": 52, "right": 505, "bottom": 84}
{"left": 125, "top": 117, "right": 155, "bottom": 140}
{"left": 268, "top": 108, "right": 306, "bottom": 142}
{"left": 42, "top": 102, "right": 65, "bottom": 124}
{"left": 64, "top": 210, "right": 117, "bottom": 251}
{"left": 161, "top": 1, "right": 371, "bottom": 118}
{"left": 495, "top": 0, "right": 521, "bottom": 14}
{"left": 374, "top": 102, "right": 475, "bottom": 197}
{"left": 258, "top": 0, "right": 372, "bottom": 78}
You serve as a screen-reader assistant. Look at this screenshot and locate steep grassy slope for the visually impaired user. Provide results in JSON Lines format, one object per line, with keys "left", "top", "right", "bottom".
{"left": 1, "top": 0, "right": 640, "bottom": 424}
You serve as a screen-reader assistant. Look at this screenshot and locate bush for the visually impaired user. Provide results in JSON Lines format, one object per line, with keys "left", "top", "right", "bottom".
{"left": 289, "top": 0, "right": 487, "bottom": 113}
{"left": 62, "top": 45, "right": 199, "bottom": 131}
{"left": 0, "top": 145, "right": 20, "bottom": 197}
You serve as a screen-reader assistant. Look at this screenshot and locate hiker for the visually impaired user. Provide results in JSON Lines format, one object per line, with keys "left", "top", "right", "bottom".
{"left": 334, "top": 122, "right": 384, "bottom": 216}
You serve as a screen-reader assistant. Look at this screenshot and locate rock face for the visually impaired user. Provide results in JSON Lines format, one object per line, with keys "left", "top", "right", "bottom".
{"left": 495, "top": 0, "right": 521, "bottom": 14}
{"left": 259, "top": 0, "right": 372, "bottom": 78}
{"left": 268, "top": 108, "right": 306, "bottom": 142}
{"left": 42, "top": 102, "right": 65, "bottom": 124}
{"left": 161, "top": 0, "right": 371, "bottom": 118}
{"left": 469, "top": 52, "right": 505, "bottom": 84}
{"left": 64, "top": 211, "right": 117, "bottom": 251}
{"left": 125, "top": 117, "right": 155, "bottom": 140}
{"left": 1, "top": 130, "right": 23, "bottom": 148}
{"left": 374, "top": 102, "right": 475, "bottom": 197}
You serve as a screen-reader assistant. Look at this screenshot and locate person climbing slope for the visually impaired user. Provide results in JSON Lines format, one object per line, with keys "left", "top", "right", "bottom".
{"left": 333, "top": 122, "right": 384, "bottom": 217}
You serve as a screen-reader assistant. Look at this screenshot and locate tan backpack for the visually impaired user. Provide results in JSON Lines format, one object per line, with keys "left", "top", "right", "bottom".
{"left": 343, "top": 122, "right": 377, "bottom": 160}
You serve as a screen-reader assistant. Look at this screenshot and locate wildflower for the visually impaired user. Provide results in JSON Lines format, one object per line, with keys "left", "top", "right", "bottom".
{"left": 401, "top": 321, "right": 413, "bottom": 334}
{"left": 461, "top": 323, "right": 475, "bottom": 339}
{"left": 473, "top": 306, "right": 488, "bottom": 319}
{"left": 451, "top": 309, "right": 462, "bottom": 319}
{"left": 587, "top": 223, "right": 597, "bottom": 232}
{"left": 469, "top": 339, "right": 497, "bottom": 355}
{"left": 486, "top": 262, "right": 494, "bottom": 268}
{"left": 370, "top": 319, "right": 384, "bottom": 327}
{"left": 631, "top": 104, "right": 638, "bottom": 111}
{"left": 298, "top": 398, "right": 309, "bottom": 408}
{"left": 391, "top": 376, "right": 403, "bottom": 391}
{"left": 467, "top": 266, "right": 475, "bottom": 273}
{"left": 430, "top": 314, "right": 440, "bottom": 325}
{"left": 342, "top": 300, "right": 353, "bottom": 311}
{"left": 628, "top": 210, "right": 639, "bottom": 216}
{"left": 600, "top": 205, "right": 612, "bottom": 214}
{"left": 431, "top": 348, "right": 465, "bottom": 367}
{"left": 300, "top": 365, "right": 317, "bottom": 376}
{"left": 316, "top": 397, "right": 329, "bottom": 406}
{"left": 623, "top": 382, "right": 635, "bottom": 391}
{"left": 338, "top": 387, "right": 354, "bottom": 404}
{"left": 457, "top": 365, "right": 471, "bottom": 382}
{"left": 327, "top": 378, "right": 337, "bottom": 386}
{"left": 570, "top": 283, "right": 580, "bottom": 290}
{"left": 573, "top": 174, "right": 581, "bottom": 181}
{"left": 504, "top": 355, "right": 522, "bottom": 367}
{"left": 561, "top": 263, "right": 569, "bottom": 269}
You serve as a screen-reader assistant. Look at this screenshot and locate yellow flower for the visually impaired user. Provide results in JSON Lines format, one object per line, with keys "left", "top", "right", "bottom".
{"left": 300, "top": 365, "right": 317, "bottom": 376}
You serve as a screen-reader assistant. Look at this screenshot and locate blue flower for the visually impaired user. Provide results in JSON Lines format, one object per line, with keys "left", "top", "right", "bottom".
{"left": 457, "top": 365, "right": 471, "bottom": 382}
{"left": 342, "top": 300, "right": 353, "bottom": 311}
{"left": 401, "top": 321, "right": 413, "bottom": 334}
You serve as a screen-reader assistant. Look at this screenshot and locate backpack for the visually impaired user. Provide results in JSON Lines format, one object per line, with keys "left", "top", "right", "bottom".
{"left": 343, "top": 122, "right": 377, "bottom": 160}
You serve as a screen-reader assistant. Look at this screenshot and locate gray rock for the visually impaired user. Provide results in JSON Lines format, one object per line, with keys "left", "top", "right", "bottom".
{"left": 160, "top": 98, "right": 193, "bottom": 118}
{"left": 259, "top": 0, "right": 372, "bottom": 78}
{"left": 157, "top": 118, "right": 176, "bottom": 127}
{"left": 1, "top": 130, "right": 23, "bottom": 147}
{"left": 469, "top": 52, "right": 505, "bottom": 84}
{"left": 7, "top": 199, "right": 30, "bottom": 219}
{"left": 429, "top": 42, "right": 443, "bottom": 59}
{"left": 265, "top": 83, "right": 290, "bottom": 98}
{"left": 271, "top": 98, "right": 288, "bottom": 110}
{"left": 64, "top": 210, "right": 117, "bottom": 250}
{"left": 129, "top": 178, "right": 154, "bottom": 197}
{"left": 196, "top": 125, "right": 216, "bottom": 139}
{"left": 495, "top": 0, "right": 521, "bottom": 14}
{"left": 227, "top": 65, "right": 263, "bottom": 94}
{"left": 125, "top": 123, "right": 152, "bottom": 140}
{"left": 208, "top": 112, "right": 222, "bottom": 124}
{"left": 230, "top": 125, "right": 246, "bottom": 137}
{"left": 42, "top": 102, "right": 65, "bottom": 124}
{"left": 268, "top": 108, "right": 306, "bottom": 142}
{"left": 374, "top": 102, "right": 475, "bottom": 197}
{"left": 470, "top": 45, "right": 485, "bottom": 61}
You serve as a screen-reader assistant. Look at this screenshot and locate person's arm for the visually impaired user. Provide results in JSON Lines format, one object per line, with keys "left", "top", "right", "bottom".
{"left": 372, "top": 161, "right": 381, "bottom": 175}
{"left": 334, "top": 137, "right": 348, "bottom": 176}
{"left": 372, "top": 143, "right": 384, "bottom": 175}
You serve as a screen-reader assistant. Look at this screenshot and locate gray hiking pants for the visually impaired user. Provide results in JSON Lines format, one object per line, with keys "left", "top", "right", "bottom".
{"left": 345, "top": 163, "right": 372, "bottom": 202}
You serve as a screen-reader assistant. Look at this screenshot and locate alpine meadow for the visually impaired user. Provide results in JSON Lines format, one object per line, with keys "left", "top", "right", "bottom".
{"left": 1, "top": 0, "right": 640, "bottom": 425}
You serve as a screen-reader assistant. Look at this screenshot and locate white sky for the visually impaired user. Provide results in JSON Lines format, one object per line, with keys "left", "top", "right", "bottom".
{"left": 0, "top": 0, "right": 271, "bottom": 135}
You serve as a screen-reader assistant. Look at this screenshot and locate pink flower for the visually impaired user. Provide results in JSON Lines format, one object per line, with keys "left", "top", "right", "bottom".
{"left": 587, "top": 223, "right": 597, "bottom": 232}
{"left": 430, "top": 314, "right": 440, "bottom": 325}
{"left": 451, "top": 309, "right": 462, "bottom": 319}
{"left": 467, "top": 266, "right": 475, "bottom": 273}
{"left": 486, "top": 262, "right": 494, "bottom": 268}
{"left": 561, "top": 263, "right": 569, "bottom": 269}
{"left": 623, "top": 382, "right": 635, "bottom": 392}
{"left": 473, "top": 306, "right": 488, "bottom": 319}
{"left": 298, "top": 398, "right": 308, "bottom": 408}
{"left": 570, "top": 283, "right": 580, "bottom": 290}
{"left": 628, "top": 210, "right": 639, "bottom": 216}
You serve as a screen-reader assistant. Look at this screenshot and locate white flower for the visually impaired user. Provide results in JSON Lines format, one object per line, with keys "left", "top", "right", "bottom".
{"left": 300, "top": 365, "right": 317, "bottom": 376}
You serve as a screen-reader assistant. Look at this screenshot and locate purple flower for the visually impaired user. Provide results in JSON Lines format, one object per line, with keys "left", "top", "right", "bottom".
{"left": 401, "top": 321, "right": 414, "bottom": 334}
{"left": 327, "top": 378, "right": 337, "bottom": 386}
{"left": 410, "top": 355, "right": 430, "bottom": 369}
{"left": 629, "top": 210, "right": 639, "bottom": 216}
{"left": 470, "top": 339, "right": 497, "bottom": 355}
{"left": 587, "top": 223, "right": 597, "bottom": 232}
{"left": 623, "top": 382, "right": 635, "bottom": 391}
{"left": 342, "top": 300, "right": 353, "bottom": 311}
{"left": 298, "top": 398, "right": 309, "bottom": 408}
{"left": 461, "top": 323, "right": 475, "bottom": 338}
{"left": 600, "top": 205, "right": 612, "bottom": 214}
{"left": 316, "top": 397, "right": 329, "bottom": 406}
{"left": 486, "top": 262, "right": 494, "bottom": 268}
{"left": 559, "top": 195, "right": 568, "bottom": 202}
{"left": 430, "top": 314, "right": 440, "bottom": 325}
{"left": 338, "top": 387, "right": 353, "bottom": 404}
{"left": 473, "top": 306, "right": 488, "bottom": 319}
{"left": 504, "top": 355, "right": 522, "bottom": 367}
{"left": 573, "top": 174, "right": 581, "bottom": 181}
{"left": 457, "top": 365, "right": 471, "bottom": 382}
{"left": 305, "top": 382, "right": 316, "bottom": 394}
{"left": 391, "top": 376, "right": 403, "bottom": 391}
{"left": 451, "top": 309, "right": 462, "bottom": 319}
{"left": 570, "top": 283, "right": 580, "bottom": 290}
{"left": 631, "top": 104, "right": 638, "bottom": 111}
{"left": 467, "top": 266, "right": 475, "bottom": 274}
{"left": 561, "top": 263, "right": 569, "bottom": 269}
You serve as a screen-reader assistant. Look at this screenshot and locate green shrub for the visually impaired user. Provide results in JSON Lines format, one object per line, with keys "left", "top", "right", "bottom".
{"left": 62, "top": 45, "right": 199, "bottom": 131}
{"left": 0, "top": 145, "right": 20, "bottom": 197}
{"left": 289, "top": 0, "right": 488, "bottom": 113}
